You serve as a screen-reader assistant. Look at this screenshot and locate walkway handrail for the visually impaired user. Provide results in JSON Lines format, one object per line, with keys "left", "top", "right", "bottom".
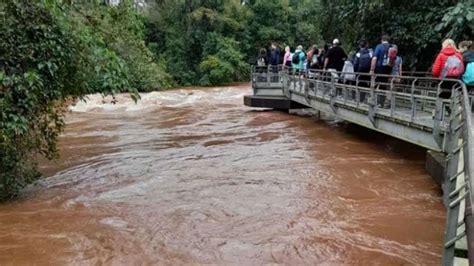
{"left": 251, "top": 64, "right": 284, "bottom": 72}
{"left": 460, "top": 83, "right": 474, "bottom": 265}
{"left": 283, "top": 66, "right": 464, "bottom": 88}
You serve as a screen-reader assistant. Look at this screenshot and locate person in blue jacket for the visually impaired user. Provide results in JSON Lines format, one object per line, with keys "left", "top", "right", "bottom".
{"left": 292, "top": 45, "right": 306, "bottom": 75}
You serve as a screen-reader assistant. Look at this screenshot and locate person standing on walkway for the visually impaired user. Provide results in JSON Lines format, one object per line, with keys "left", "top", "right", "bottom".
{"left": 283, "top": 46, "right": 292, "bottom": 69}
{"left": 292, "top": 45, "right": 306, "bottom": 75}
{"left": 390, "top": 45, "right": 403, "bottom": 83}
{"left": 370, "top": 35, "right": 393, "bottom": 78}
{"left": 353, "top": 40, "right": 372, "bottom": 102}
{"left": 306, "top": 45, "right": 319, "bottom": 70}
{"left": 323, "top": 38, "right": 347, "bottom": 73}
{"left": 370, "top": 35, "right": 397, "bottom": 106}
{"left": 459, "top": 41, "right": 474, "bottom": 90}
{"left": 256, "top": 48, "right": 268, "bottom": 73}
{"left": 432, "top": 39, "right": 464, "bottom": 99}
{"left": 323, "top": 38, "right": 346, "bottom": 89}
{"left": 318, "top": 44, "right": 329, "bottom": 70}
{"left": 268, "top": 43, "right": 280, "bottom": 72}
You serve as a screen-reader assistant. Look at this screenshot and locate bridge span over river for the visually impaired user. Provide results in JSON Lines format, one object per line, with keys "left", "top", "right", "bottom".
{"left": 244, "top": 66, "right": 474, "bottom": 266}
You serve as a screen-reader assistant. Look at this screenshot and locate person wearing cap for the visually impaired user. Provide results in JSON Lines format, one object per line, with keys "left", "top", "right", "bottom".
{"left": 323, "top": 38, "right": 347, "bottom": 72}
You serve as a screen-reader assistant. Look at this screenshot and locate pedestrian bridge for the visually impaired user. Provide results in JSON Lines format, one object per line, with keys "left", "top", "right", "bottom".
{"left": 244, "top": 66, "right": 474, "bottom": 266}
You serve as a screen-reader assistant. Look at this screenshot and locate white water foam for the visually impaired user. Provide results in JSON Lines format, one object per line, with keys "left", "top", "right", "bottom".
{"left": 69, "top": 87, "right": 249, "bottom": 113}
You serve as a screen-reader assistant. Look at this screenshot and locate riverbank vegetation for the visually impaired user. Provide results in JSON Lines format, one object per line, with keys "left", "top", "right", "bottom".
{"left": 1, "top": 0, "right": 472, "bottom": 199}
{"left": 1, "top": 0, "right": 169, "bottom": 199}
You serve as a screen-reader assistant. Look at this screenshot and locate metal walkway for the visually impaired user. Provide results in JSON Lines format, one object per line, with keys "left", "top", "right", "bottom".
{"left": 244, "top": 66, "right": 474, "bottom": 266}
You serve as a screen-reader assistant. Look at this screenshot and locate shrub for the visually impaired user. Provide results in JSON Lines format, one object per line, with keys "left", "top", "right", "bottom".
{"left": 0, "top": 1, "right": 78, "bottom": 199}
{"left": 0, "top": 0, "right": 171, "bottom": 199}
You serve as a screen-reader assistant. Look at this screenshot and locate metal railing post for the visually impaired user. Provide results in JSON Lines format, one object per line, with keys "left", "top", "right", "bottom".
{"left": 390, "top": 78, "right": 396, "bottom": 117}
{"left": 410, "top": 79, "right": 417, "bottom": 122}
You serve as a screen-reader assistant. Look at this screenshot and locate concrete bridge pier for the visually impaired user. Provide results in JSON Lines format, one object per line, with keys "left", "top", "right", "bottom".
{"left": 426, "top": 150, "right": 447, "bottom": 188}
{"left": 243, "top": 95, "right": 306, "bottom": 110}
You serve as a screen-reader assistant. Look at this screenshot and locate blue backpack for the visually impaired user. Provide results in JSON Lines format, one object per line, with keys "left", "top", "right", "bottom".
{"left": 357, "top": 49, "right": 373, "bottom": 72}
{"left": 463, "top": 62, "right": 474, "bottom": 85}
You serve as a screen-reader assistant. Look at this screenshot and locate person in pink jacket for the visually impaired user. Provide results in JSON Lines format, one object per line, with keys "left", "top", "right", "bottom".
{"left": 283, "top": 46, "right": 292, "bottom": 68}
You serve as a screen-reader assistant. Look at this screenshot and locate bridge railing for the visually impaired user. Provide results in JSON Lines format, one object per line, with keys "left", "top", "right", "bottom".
{"left": 282, "top": 68, "right": 457, "bottom": 132}
{"left": 443, "top": 82, "right": 474, "bottom": 265}
{"left": 462, "top": 82, "right": 474, "bottom": 265}
{"left": 251, "top": 65, "right": 284, "bottom": 94}
{"left": 251, "top": 66, "right": 471, "bottom": 125}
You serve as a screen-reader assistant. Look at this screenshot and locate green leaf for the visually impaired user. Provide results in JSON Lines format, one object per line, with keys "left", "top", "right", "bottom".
{"left": 467, "top": 12, "right": 473, "bottom": 21}
{"left": 453, "top": 6, "right": 461, "bottom": 14}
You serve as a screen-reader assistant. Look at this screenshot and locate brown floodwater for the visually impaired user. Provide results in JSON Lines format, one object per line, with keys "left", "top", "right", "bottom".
{"left": 0, "top": 84, "right": 445, "bottom": 264}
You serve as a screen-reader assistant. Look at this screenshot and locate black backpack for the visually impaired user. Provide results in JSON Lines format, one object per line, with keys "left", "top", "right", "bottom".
{"left": 357, "top": 49, "right": 373, "bottom": 72}
{"left": 292, "top": 52, "right": 301, "bottom": 64}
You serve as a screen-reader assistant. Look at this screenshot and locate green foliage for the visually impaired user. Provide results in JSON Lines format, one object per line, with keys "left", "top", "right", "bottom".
{"left": 436, "top": 1, "right": 474, "bottom": 41}
{"left": 199, "top": 33, "right": 250, "bottom": 85}
{"left": 65, "top": 1, "right": 173, "bottom": 93}
{"left": 0, "top": 0, "right": 172, "bottom": 199}
{"left": 0, "top": 1, "right": 76, "bottom": 199}
{"left": 319, "top": 0, "right": 472, "bottom": 70}
{"left": 145, "top": 0, "right": 251, "bottom": 86}
{"left": 144, "top": 0, "right": 322, "bottom": 85}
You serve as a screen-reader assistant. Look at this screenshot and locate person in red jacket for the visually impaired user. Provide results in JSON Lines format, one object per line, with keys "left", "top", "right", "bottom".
{"left": 432, "top": 39, "right": 464, "bottom": 78}
{"left": 432, "top": 39, "right": 465, "bottom": 99}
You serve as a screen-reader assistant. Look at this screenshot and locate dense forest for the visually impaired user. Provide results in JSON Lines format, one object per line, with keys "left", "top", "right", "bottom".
{"left": 0, "top": 0, "right": 473, "bottom": 199}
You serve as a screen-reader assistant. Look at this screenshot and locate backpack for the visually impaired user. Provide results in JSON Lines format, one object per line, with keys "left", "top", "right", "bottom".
{"left": 462, "top": 62, "right": 474, "bottom": 85}
{"left": 387, "top": 47, "right": 398, "bottom": 67}
{"left": 442, "top": 55, "right": 464, "bottom": 78}
{"left": 257, "top": 57, "right": 266, "bottom": 67}
{"left": 357, "top": 49, "right": 373, "bottom": 72}
{"left": 342, "top": 61, "right": 355, "bottom": 81}
{"left": 292, "top": 52, "right": 301, "bottom": 64}
{"left": 382, "top": 44, "right": 397, "bottom": 67}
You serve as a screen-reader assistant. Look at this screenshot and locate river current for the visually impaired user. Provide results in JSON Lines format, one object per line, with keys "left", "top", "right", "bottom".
{"left": 0, "top": 84, "right": 444, "bottom": 264}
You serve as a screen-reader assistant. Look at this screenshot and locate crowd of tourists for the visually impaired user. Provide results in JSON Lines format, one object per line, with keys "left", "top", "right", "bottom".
{"left": 257, "top": 36, "right": 474, "bottom": 90}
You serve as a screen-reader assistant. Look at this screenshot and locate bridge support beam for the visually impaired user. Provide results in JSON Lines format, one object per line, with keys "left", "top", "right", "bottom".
{"left": 243, "top": 95, "right": 307, "bottom": 110}
{"left": 426, "top": 150, "right": 447, "bottom": 188}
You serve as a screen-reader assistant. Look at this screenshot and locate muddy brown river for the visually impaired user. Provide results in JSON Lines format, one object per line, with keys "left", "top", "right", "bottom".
{"left": 0, "top": 84, "right": 445, "bottom": 264}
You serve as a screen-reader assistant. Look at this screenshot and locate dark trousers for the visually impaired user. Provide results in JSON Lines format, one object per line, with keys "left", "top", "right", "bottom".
{"left": 375, "top": 66, "right": 392, "bottom": 106}
{"left": 358, "top": 73, "right": 371, "bottom": 103}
